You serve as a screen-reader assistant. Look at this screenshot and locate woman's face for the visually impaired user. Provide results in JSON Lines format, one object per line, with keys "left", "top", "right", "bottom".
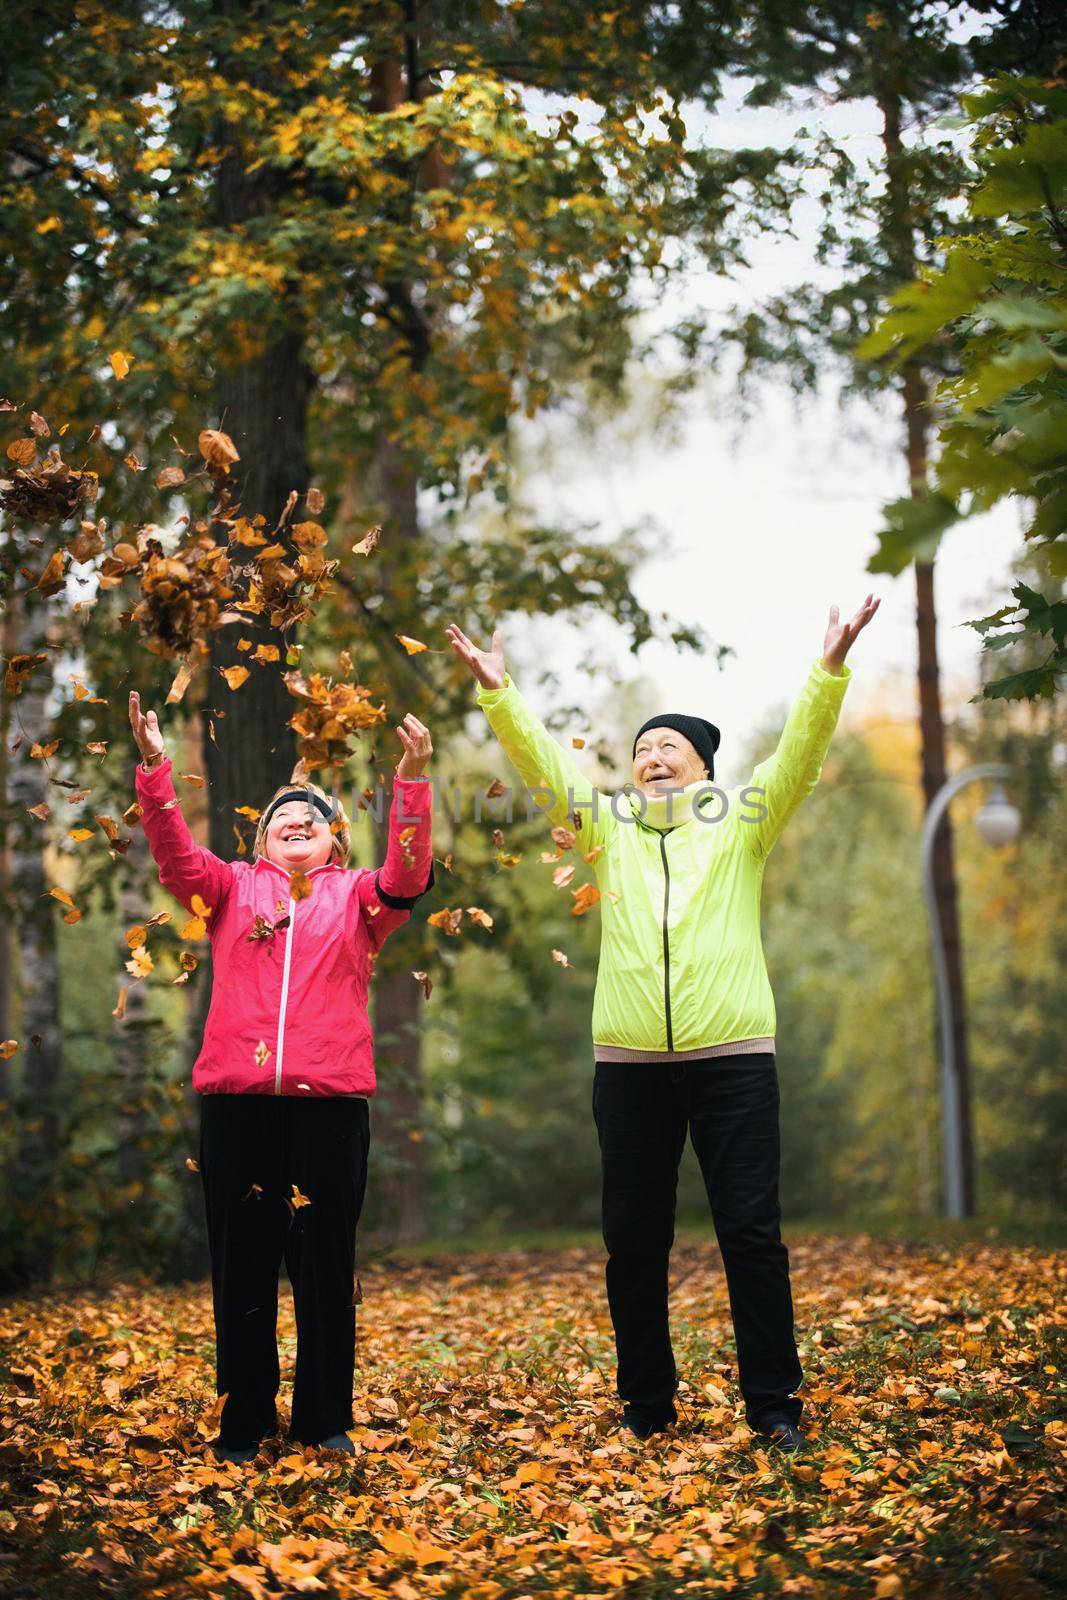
{"left": 632, "top": 727, "right": 708, "bottom": 794}
{"left": 263, "top": 799, "right": 335, "bottom": 873}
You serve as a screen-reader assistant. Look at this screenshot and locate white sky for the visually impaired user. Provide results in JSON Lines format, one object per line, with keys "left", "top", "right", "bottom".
{"left": 498, "top": 69, "right": 1025, "bottom": 787}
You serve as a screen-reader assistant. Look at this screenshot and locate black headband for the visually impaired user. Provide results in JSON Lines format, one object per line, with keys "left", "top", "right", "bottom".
{"left": 262, "top": 788, "right": 337, "bottom": 830}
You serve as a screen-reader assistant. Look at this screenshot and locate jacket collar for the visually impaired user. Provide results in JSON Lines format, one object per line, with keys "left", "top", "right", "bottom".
{"left": 252, "top": 855, "right": 344, "bottom": 880}
{"left": 625, "top": 779, "right": 718, "bottom": 833}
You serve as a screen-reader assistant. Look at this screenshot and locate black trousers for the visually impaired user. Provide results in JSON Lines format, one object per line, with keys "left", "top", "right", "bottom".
{"left": 592, "top": 1053, "right": 803, "bottom": 1430}
{"left": 199, "top": 1092, "right": 370, "bottom": 1449}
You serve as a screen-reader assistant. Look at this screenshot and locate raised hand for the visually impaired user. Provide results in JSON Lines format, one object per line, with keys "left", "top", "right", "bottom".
{"left": 444, "top": 623, "right": 506, "bottom": 691}
{"left": 396, "top": 712, "right": 433, "bottom": 780}
{"left": 128, "top": 690, "right": 166, "bottom": 766}
{"left": 822, "top": 593, "right": 880, "bottom": 673}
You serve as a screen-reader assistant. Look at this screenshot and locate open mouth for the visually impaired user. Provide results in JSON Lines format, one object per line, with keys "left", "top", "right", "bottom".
{"left": 283, "top": 829, "right": 312, "bottom": 842}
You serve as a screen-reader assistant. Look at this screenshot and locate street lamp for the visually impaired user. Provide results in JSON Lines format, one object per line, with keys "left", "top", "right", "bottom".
{"left": 921, "top": 766, "right": 1021, "bottom": 1220}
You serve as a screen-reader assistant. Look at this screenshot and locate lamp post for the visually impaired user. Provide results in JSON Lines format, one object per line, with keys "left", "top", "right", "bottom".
{"left": 921, "top": 765, "right": 1021, "bottom": 1220}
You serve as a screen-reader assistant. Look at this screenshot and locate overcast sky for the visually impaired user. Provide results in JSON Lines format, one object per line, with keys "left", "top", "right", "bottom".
{"left": 497, "top": 66, "right": 1024, "bottom": 788}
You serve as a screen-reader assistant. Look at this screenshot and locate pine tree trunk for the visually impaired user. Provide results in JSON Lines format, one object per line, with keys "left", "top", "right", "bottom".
{"left": 0, "top": 596, "right": 18, "bottom": 1109}
{"left": 882, "top": 91, "right": 976, "bottom": 1216}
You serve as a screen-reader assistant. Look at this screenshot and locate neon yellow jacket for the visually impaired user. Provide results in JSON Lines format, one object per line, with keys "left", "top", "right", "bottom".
{"left": 476, "top": 658, "right": 851, "bottom": 1057}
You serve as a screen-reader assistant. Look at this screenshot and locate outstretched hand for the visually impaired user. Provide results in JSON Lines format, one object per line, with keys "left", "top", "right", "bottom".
{"left": 396, "top": 713, "right": 433, "bottom": 781}
{"left": 445, "top": 623, "right": 506, "bottom": 691}
{"left": 822, "top": 594, "right": 880, "bottom": 673}
{"left": 128, "top": 691, "right": 166, "bottom": 765}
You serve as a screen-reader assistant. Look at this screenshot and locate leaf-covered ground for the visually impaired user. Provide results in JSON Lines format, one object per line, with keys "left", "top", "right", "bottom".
{"left": 1, "top": 1235, "right": 1063, "bottom": 1599}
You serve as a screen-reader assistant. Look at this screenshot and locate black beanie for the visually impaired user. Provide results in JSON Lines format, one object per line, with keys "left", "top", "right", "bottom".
{"left": 632, "top": 713, "right": 721, "bottom": 780}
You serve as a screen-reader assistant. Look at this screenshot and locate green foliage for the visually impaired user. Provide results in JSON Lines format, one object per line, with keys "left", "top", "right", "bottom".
{"left": 860, "top": 76, "right": 1067, "bottom": 699}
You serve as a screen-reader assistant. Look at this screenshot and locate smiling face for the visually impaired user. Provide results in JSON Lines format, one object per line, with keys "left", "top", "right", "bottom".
{"left": 632, "top": 726, "right": 709, "bottom": 795}
{"left": 262, "top": 798, "right": 335, "bottom": 872}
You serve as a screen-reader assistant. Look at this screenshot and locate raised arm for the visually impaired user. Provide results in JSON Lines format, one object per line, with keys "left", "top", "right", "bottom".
{"left": 445, "top": 623, "right": 612, "bottom": 850}
{"left": 739, "top": 595, "right": 878, "bottom": 861}
{"left": 357, "top": 712, "right": 435, "bottom": 952}
{"left": 129, "top": 690, "right": 234, "bottom": 916}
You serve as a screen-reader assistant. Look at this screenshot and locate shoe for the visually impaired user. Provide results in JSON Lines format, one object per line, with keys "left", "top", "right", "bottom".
{"left": 754, "top": 1414, "right": 808, "bottom": 1452}
{"left": 622, "top": 1403, "right": 677, "bottom": 1440}
{"left": 208, "top": 1437, "right": 258, "bottom": 1465}
{"left": 316, "top": 1431, "right": 356, "bottom": 1454}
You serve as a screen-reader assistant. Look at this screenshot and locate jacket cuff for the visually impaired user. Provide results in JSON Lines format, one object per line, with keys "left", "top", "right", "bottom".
{"left": 135, "top": 753, "right": 177, "bottom": 800}
{"left": 375, "top": 859, "right": 436, "bottom": 911}
{"left": 475, "top": 672, "right": 513, "bottom": 707}
{"left": 812, "top": 657, "right": 851, "bottom": 685}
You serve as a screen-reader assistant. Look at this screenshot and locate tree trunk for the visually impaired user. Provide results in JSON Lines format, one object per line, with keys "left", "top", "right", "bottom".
{"left": 362, "top": 21, "right": 435, "bottom": 1245}
{"left": 114, "top": 823, "right": 153, "bottom": 1199}
{"left": 369, "top": 437, "right": 428, "bottom": 1244}
{"left": 1, "top": 629, "right": 64, "bottom": 1290}
{"left": 162, "top": 715, "right": 215, "bottom": 1282}
{"left": 160, "top": 19, "right": 313, "bottom": 1277}
{"left": 883, "top": 87, "right": 976, "bottom": 1217}
{"left": 0, "top": 594, "right": 18, "bottom": 1108}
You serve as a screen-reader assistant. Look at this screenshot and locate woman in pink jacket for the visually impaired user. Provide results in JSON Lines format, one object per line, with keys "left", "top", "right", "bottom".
{"left": 128, "top": 690, "right": 434, "bottom": 1464}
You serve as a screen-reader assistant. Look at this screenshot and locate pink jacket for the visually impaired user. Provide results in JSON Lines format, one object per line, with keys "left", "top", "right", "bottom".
{"left": 134, "top": 755, "right": 434, "bottom": 1097}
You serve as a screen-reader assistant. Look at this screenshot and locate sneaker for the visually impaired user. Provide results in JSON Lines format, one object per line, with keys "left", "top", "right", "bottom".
{"left": 316, "top": 1431, "right": 356, "bottom": 1455}
{"left": 208, "top": 1437, "right": 259, "bottom": 1465}
{"left": 622, "top": 1402, "right": 677, "bottom": 1440}
{"left": 754, "top": 1414, "right": 808, "bottom": 1452}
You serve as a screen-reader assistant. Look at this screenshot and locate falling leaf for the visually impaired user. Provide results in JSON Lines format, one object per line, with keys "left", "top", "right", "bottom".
{"left": 27, "top": 802, "right": 50, "bottom": 821}
{"left": 48, "top": 886, "right": 75, "bottom": 908}
{"left": 306, "top": 486, "right": 324, "bottom": 514}
{"left": 466, "top": 906, "right": 494, "bottom": 930}
{"left": 125, "top": 946, "right": 153, "bottom": 978}
{"left": 67, "top": 828, "right": 94, "bottom": 841}
{"left": 86, "top": 741, "right": 108, "bottom": 757}
{"left": 197, "top": 428, "right": 239, "bottom": 472}
{"left": 5, "top": 438, "right": 37, "bottom": 466}
{"left": 584, "top": 845, "right": 604, "bottom": 864}
{"left": 351, "top": 523, "right": 381, "bottom": 557}
{"left": 551, "top": 949, "right": 571, "bottom": 968}
{"left": 29, "top": 740, "right": 59, "bottom": 760}
{"left": 185, "top": 1157, "right": 199, "bottom": 1173}
{"left": 219, "top": 665, "right": 249, "bottom": 691}
{"left": 123, "top": 453, "right": 145, "bottom": 472}
{"left": 551, "top": 825, "right": 576, "bottom": 851}
{"left": 396, "top": 634, "right": 428, "bottom": 656}
{"left": 572, "top": 736, "right": 586, "bottom": 749}
{"left": 180, "top": 903, "right": 208, "bottom": 941}
{"left": 552, "top": 863, "right": 576, "bottom": 889}
{"left": 289, "top": 870, "right": 313, "bottom": 901}
{"left": 122, "top": 801, "right": 143, "bottom": 826}
{"left": 111, "top": 987, "right": 128, "bottom": 1020}
{"left": 411, "top": 970, "right": 433, "bottom": 999}
{"left": 254, "top": 1040, "right": 272, "bottom": 1069}
{"left": 179, "top": 772, "right": 205, "bottom": 787}
{"left": 155, "top": 466, "right": 185, "bottom": 489}
{"left": 109, "top": 351, "right": 132, "bottom": 380}
{"left": 428, "top": 908, "right": 464, "bottom": 936}
{"left": 0, "top": 1040, "right": 18, "bottom": 1059}
{"left": 571, "top": 883, "right": 601, "bottom": 917}
{"left": 125, "top": 925, "right": 148, "bottom": 950}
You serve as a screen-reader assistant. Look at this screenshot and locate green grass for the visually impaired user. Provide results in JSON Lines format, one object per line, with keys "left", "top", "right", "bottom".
{"left": 373, "top": 1208, "right": 1067, "bottom": 1264}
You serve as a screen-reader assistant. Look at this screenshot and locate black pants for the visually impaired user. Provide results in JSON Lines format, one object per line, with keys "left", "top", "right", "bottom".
{"left": 199, "top": 1093, "right": 370, "bottom": 1449}
{"left": 592, "top": 1054, "right": 803, "bottom": 1430}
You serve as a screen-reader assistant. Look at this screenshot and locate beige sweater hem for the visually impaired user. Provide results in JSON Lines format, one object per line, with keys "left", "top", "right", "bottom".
{"left": 593, "top": 1036, "right": 775, "bottom": 1063}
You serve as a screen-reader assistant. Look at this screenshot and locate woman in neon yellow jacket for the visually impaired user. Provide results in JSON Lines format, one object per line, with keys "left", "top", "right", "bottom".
{"left": 446, "top": 596, "right": 878, "bottom": 1451}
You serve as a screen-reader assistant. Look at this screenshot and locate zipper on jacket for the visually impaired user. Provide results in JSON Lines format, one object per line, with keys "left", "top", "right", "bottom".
{"left": 658, "top": 834, "right": 673, "bottom": 1051}
{"left": 274, "top": 894, "right": 297, "bottom": 1093}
